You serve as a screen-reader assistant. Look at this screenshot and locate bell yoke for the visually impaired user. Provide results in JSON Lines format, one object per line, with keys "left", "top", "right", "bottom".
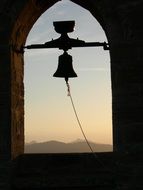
{"left": 24, "top": 20, "right": 109, "bottom": 82}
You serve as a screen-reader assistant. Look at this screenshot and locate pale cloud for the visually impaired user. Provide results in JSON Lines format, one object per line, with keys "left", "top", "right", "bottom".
{"left": 24, "top": 49, "right": 58, "bottom": 58}
{"left": 56, "top": 10, "right": 66, "bottom": 16}
{"left": 26, "top": 25, "right": 60, "bottom": 45}
{"left": 77, "top": 67, "right": 109, "bottom": 72}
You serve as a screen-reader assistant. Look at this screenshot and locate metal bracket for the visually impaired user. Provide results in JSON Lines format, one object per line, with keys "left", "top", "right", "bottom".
{"left": 24, "top": 38, "right": 109, "bottom": 51}
{"left": 24, "top": 20, "right": 109, "bottom": 51}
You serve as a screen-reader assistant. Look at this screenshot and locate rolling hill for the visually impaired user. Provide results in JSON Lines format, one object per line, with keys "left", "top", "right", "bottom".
{"left": 25, "top": 139, "right": 113, "bottom": 153}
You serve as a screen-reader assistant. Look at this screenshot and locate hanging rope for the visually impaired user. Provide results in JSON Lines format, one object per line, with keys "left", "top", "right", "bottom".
{"left": 65, "top": 80, "right": 105, "bottom": 166}
{"left": 65, "top": 79, "right": 118, "bottom": 185}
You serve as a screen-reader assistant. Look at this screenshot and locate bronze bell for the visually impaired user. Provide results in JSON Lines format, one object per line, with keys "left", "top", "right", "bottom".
{"left": 53, "top": 51, "right": 77, "bottom": 81}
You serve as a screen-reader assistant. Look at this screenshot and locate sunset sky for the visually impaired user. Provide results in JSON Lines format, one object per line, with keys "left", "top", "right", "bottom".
{"left": 24, "top": 0, "right": 112, "bottom": 144}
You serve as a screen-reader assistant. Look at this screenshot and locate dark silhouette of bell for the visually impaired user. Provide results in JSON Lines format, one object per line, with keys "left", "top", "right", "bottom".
{"left": 53, "top": 51, "right": 77, "bottom": 81}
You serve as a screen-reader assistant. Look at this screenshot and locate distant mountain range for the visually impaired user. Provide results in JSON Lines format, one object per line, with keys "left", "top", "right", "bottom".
{"left": 25, "top": 139, "right": 113, "bottom": 153}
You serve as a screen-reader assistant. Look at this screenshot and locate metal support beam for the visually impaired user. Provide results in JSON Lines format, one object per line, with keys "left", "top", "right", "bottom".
{"left": 24, "top": 40, "right": 109, "bottom": 51}
{"left": 24, "top": 20, "right": 109, "bottom": 52}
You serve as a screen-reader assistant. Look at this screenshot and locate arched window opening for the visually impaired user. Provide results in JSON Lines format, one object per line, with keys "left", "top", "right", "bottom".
{"left": 24, "top": 0, "right": 112, "bottom": 153}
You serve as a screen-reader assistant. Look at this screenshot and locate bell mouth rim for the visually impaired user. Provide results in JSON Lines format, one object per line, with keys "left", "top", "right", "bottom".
{"left": 53, "top": 73, "right": 78, "bottom": 78}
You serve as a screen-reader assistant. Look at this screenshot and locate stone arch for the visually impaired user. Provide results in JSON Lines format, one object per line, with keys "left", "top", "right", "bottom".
{"left": 10, "top": 0, "right": 113, "bottom": 159}
{"left": 1, "top": 0, "right": 143, "bottom": 159}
